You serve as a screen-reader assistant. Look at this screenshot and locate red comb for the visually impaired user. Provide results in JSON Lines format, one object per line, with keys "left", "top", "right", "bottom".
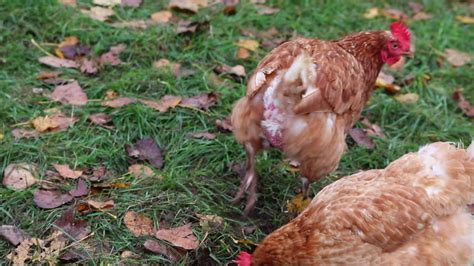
{"left": 233, "top": 251, "right": 252, "bottom": 266}
{"left": 390, "top": 21, "right": 411, "bottom": 47}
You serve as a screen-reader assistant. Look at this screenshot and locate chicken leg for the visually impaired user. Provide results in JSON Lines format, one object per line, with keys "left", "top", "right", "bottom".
{"left": 231, "top": 143, "right": 258, "bottom": 214}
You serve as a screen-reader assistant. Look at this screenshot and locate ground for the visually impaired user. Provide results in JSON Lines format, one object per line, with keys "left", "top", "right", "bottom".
{"left": 0, "top": 0, "right": 473, "bottom": 264}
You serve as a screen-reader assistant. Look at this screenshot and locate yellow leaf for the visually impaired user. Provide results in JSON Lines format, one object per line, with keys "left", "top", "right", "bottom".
{"left": 394, "top": 93, "right": 419, "bottom": 104}
{"left": 363, "top": 7, "right": 379, "bottom": 19}
{"left": 286, "top": 193, "right": 311, "bottom": 214}
{"left": 32, "top": 116, "right": 59, "bottom": 132}
{"left": 0, "top": 133, "right": 4, "bottom": 140}
{"left": 235, "top": 39, "right": 259, "bottom": 52}
{"left": 456, "top": 15, "right": 474, "bottom": 24}
{"left": 151, "top": 11, "right": 173, "bottom": 24}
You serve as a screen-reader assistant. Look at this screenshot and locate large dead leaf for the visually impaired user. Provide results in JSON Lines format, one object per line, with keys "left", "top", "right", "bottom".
{"left": 81, "top": 7, "right": 115, "bottom": 21}
{"left": 140, "top": 95, "right": 182, "bottom": 112}
{"left": 53, "top": 164, "right": 83, "bottom": 179}
{"left": 33, "top": 189, "right": 74, "bottom": 209}
{"left": 188, "top": 132, "right": 216, "bottom": 140}
{"left": 54, "top": 208, "right": 91, "bottom": 240}
{"left": 169, "top": 0, "right": 208, "bottom": 13}
{"left": 79, "top": 58, "right": 98, "bottom": 75}
{"left": 255, "top": 4, "right": 279, "bottom": 15}
{"left": 37, "top": 71, "right": 62, "bottom": 80}
{"left": 176, "top": 20, "right": 202, "bottom": 34}
{"left": 235, "top": 39, "right": 259, "bottom": 52}
{"left": 394, "top": 93, "right": 419, "bottom": 104}
{"left": 100, "top": 44, "right": 126, "bottom": 65}
{"left": 196, "top": 214, "right": 224, "bottom": 232}
{"left": 102, "top": 97, "right": 137, "bottom": 108}
{"left": 31, "top": 113, "right": 77, "bottom": 133}
{"left": 214, "top": 64, "right": 246, "bottom": 80}
{"left": 3, "top": 163, "right": 38, "bottom": 190}
{"left": 445, "top": 48, "right": 472, "bottom": 67}
{"left": 86, "top": 199, "right": 115, "bottom": 210}
{"left": 69, "top": 179, "right": 89, "bottom": 197}
{"left": 180, "top": 92, "right": 218, "bottom": 110}
{"left": 456, "top": 15, "right": 474, "bottom": 24}
{"left": 143, "top": 240, "right": 182, "bottom": 262}
{"left": 11, "top": 129, "right": 39, "bottom": 139}
{"left": 375, "top": 71, "right": 401, "bottom": 94}
{"left": 51, "top": 81, "right": 88, "bottom": 106}
{"left": 126, "top": 137, "right": 164, "bottom": 169}
{"left": 59, "top": 44, "right": 90, "bottom": 61}
{"left": 286, "top": 193, "right": 311, "bottom": 214}
{"left": 128, "top": 164, "right": 155, "bottom": 178}
{"left": 124, "top": 211, "right": 154, "bottom": 237}
{"left": 38, "top": 56, "right": 78, "bottom": 68}
{"left": 151, "top": 11, "right": 173, "bottom": 24}
{"left": 349, "top": 128, "right": 375, "bottom": 149}
{"left": 155, "top": 223, "right": 198, "bottom": 250}
{"left": 0, "top": 225, "right": 29, "bottom": 246}
{"left": 452, "top": 89, "right": 474, "bottom": 118}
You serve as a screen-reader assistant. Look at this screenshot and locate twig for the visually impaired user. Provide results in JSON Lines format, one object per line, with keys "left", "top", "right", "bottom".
{"left": 58, "top": 232, "right": 95, "bottom": 253}
{"left": 31, "top": 39, "right": 55, "bottom": 57}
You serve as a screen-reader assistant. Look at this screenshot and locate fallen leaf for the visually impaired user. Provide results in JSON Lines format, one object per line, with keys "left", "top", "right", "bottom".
{"left": 51, "top": 81, "right": 88, "bottom": 106}
{"left": 188, "top": 132, "right": 216, "bottom": 140}
{"left": 126, "top": 138, "right": 164, "bottom": 169}
{"left": 88, "top": 113, "right": 113, "bottom": 126}
{"left": 360, "top": 117, "right": 386, "bottom": 138}
{"left": 207, "top": 72, "right": 227, "bottom": 88}
{"left": 121, "top": 0, "right": 142, "bottom": 7}
{"left": 11, "top": 129, "right": 39, "bottom": 139}
{"left": 153, "top": 59, "right": 181, "bottom": 76}
{"left": 143, "top": 240, "right": 182, "bottom": 262}
{"left": 176, "top": 20, "right": 199, "bottom": 34}
{"left": 375, "top": 71, "right": 401, "bottom": 94}
{"left": 408, "top": 2, "right": 424, "bottom": 14}
{"left": 93, "top": 0, "right": 121, "bottom": 7}
{"left": 32, "top": 116, "right": 59, "bottom": 132}
{"left": 394, "top": 93, "right": 420, "bottom": 104}
{"left": 255, "top": 4, "right": 279, "bottom": 15}
{"left": 110, "top": 20, "right": 148, "bottom": 29}
{"left": 236, "top": 47, "right": 250, "bottom": 59}
{"left": 37, "top": 71, "right": 62, "bottom": 80}
{"left": 88, "top": 165, "right": 107, "bottom": 182}
{"left": 363, "top": 7, "right": 379, "bottom": 19}
{"left": 54, "top": 208, "right": 90, "bottom": 240}
{"left": 235, "top": 39, "right": 259, "bottom": 52}
{"left": 155, "top": 223, "right": 198, "bottom": 250}
{"left": 445, "top": 48, "right": 472, "bottom": 67}
{"left": 102, "top": 97, "right": 137, "bottom": 108}
{"left": 412, "top": 11, "right": 433, "bottom": 20}
{"left": 0, "top": 225, "right": 29, "bottom": 246}
{"left": 128, "top": 164, "right": 155, "bottom": 178}
{"left": 140, "top": 95, "right": 182, "bottom": 112}
{"left": 452, "top": 89, "right": 474, "bottom": 118}
{"left": 6, "top": 237, "right": 43, "bottom": 264}
{"left": 169, "top": 0, "right": 208, "bottom": 13}
{"left": 215, "top": 117, "right": 232, "bottom": 132}
{"left": 2, "top": 163, "right": 38, "bottom": 191}
{"left": 223, "top": 0, "right": 239, "bottom": 15}
{"left": 33, "top": 189, "right": 74, "bottom": 209}
{"left": 349, "top": 128, "right": 375, "bottom": 149}
{"left": 105, "top": 89, "right": 118, "bottom": 99}
{"left": 38, "top": 56, "right": 78, "bottom": 68}
{"left": 151, "top": 11, "right": 173, "bottom": 24}
{"left": 0, "top": 133, "right": 3, "bottom": 140}
{"left": 456, "top": 15, "right": 474, "bottom": 24}
{"left": 100, "top": 44, "right": 126, "bottom": 65}
{"left": 86, "top": 199, "right": 115, "bottom": 210}
{"left": 382, "top": 8, "right": 408, "bottom": 20}
{"left": 124, "top": 211, "right": 154, "bottom": 237}
{"left": 69, "top": 179, "right": 89, "bottom": 197}
{"left": 180, "top": 92, "right": 218, "bottom": 110}
{"left": 79, "top": 58, "right": 98, "bottom": 75}
{"left": 53, "top": 164, "right": 83, "bottom": 179}
{"left": 196, "top": 214, "right": 224, "bottom": 232}
{"left": 60, "top": 44, "right": 90, "bottom": 60}
{"left": 81, "top": 7, "right": 115, "bottom": 21}
{"left": 59, "top": 0, "right": 76, "bottom": 6}
{"left": 286, "top": 193, "right": 311, "bottom": 214}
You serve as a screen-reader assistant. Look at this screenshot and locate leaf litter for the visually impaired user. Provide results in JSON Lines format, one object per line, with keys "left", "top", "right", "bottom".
{"left": 0, "top": 225, "right": 30, "bottom": 246}
{"left": 452, "top": 89, "right": 474, "bottom": 118}
{"left": 2, "top": 163, "right": 38, "bottom": 191}
{"left": 155, "top": 223, "right": 199, "bottom": 250}
{"left": 124, "top": 211, "right": 155, "bottom": 237}
{"left": 126, "top": 137, "right": 164, "bottom": 169}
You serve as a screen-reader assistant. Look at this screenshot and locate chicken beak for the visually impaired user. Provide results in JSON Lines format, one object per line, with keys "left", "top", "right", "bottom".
{"left": 402, "top": 51, "right": 414, "bottom": 58}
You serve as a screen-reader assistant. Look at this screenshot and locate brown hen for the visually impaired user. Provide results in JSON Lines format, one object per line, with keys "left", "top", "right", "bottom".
{"left": 235, "top": 142, "right": 474, "bottom": 265}
{"left": 231, "top": 22, "right": 413, "bottom": 213}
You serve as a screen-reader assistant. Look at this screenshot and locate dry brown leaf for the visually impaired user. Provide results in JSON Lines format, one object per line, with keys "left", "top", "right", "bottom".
{"left": 223, "top": 0, "right": 239, "bottom": 15}
{"left": 155, "top": 223, "right": 198, "bottom": 250}
{"left": 412, "top": 11, "right": 433, "bottom": 20}
{"left": 349, "top": 128, "right": 375, "bottom": 149}
{"left": 51, "top": 81, "right": 88, "bottom": 106}
{"left": 93, "top": 0, "right": 121, "bottom": 7}
{"left": 0, "top": 225, "right": 29, "bottom": 246}
{"left": 11, "top": 129, "right": 39, "bottom": 139}
{"left": 255, "top": 4, "right": 279, "bottom": 15}
{"left": 2, "top": 163, "right": 38, "bottom": 190}
{"left": 215, "top": 117, "right": 232, "bottom": 132}
{"left": 100, "top": 43, "right": 126, "bottom": 65}
{"left": 33, "top": 189, "right": 74, "bottom": 209}
{"left": 235, "top": 39, "right": 259, "bottom": 52}
{"left": 382, "top": 8, "right": 408, "bottom": 20}
{"left": 230, "top": 65, "right": 246, "bottom": 77}
{"left": 144, "top": 240, "right": 182, "bottom": 262}
{"left": 79, "top": 58, "right": 99, "bottom": 75}
{"left": 59, "top": 0, "right": 77, "bottom": 6}
{"left": 188, "top": 132, "right": 216, "bottom": 140}
{"left": 105, "top": 90, "right": 118, "bottom": 99}
{"left": 151, "top": 11, "right": 173, "bottom": 24}
{"left": 214, "top": 64, "right": 246, "bottom": 79}
{"left": 452, "top": 89, "right": 474, "bottom": 118}
{"left": 32, "top": 116, "right": 59, "bottom": 132}
{"left": 124, "top": 211, "right": 154, "bottom": 237}
{"left": 102, "top": 97, "right": 137, "bottom": 108}
{"left": 86, "top": 199, "right": 115, "bottom": 210}
{"left": 140, "top": 95, "right": 182, "bottom": 112}
{"left": 38, "top": 56, "right": 78, "bottom": 68}
{"left": 394, "top": 93, "right": 419, "bottom": 104}
{"left": 360, "top": 117, "right": 386, "bottom": 138}
{"left": 128, "top": 164, "right": 154, "bottom": 178}
{"left": 456, "top": 15, "right": 474, "bottom": 24}
{"left": 53, "top": 164, "right": 83, "bottom": 179}
{"left": 125, "top": 138, "right": 164, "bottom": 169}
{"left": 169, "top": 0, "right": 208, "bottom": 13}
{"left": 196, "top": 214, "right": 224, "bottom": 232}
{"left": 375, "top": 71, "right": 401, "bottom": 94}
{"left": 176, "top": 20, "right": 201, "bottom": 34}
{"left": 180, "top": 92, "right": 218, "bottom": 110}
{"left": 445, "top": 48, "right": 472, "bottom": 67}
{"left": 111, "top": 20, "right": 148, "bottom": 29}
{"left": 286, "top": 193, "right": 311, "bottom": 214}
{"left": 81, "top": 7, "right": 115, "bottom": 21}
{"left": 88, "top": 113, "right": 112, "bottom": 125}
{"left": 153, "top": 59, "right": 181, "bottom": 76}
{"left": 37, "top": 71, "right": 62, "bottom": 80}
{"left": 6, "top": 237, "right": 43, "bottom": 264}
{"left": 236, "top": 47, "right": 250, "bottom": 59}
{"left": 363, "top": 7, "right": 379, "bottom": 19}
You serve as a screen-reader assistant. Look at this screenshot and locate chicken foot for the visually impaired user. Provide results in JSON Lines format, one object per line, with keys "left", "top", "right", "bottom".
{"left": 231, "top": 143, "right": 258, "bottom": 214}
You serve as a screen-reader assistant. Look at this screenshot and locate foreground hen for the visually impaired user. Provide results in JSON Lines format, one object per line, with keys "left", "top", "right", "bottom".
{"left": 234, "top": 142, "right": 474, "bottom": 265}
{"left": 231, "top": 22, "right": 412, "bottom": 213}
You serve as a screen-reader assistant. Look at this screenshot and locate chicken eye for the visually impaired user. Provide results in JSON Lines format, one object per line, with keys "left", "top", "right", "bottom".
{"left": 391, "top": 43, "right": 399, "bottom": 49}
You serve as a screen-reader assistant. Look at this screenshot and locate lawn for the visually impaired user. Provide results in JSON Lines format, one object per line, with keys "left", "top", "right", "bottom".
{"left": 0, "top": 0, "right": 473, "bottom": 264}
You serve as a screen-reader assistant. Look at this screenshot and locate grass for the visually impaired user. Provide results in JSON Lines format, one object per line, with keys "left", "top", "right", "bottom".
{"left": 0, "top": 0, "right": 473, "bottom": 264}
